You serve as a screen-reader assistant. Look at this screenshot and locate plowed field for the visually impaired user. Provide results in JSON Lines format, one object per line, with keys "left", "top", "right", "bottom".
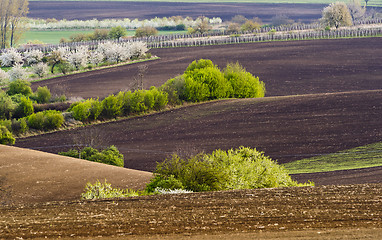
{"left": 32, "top": 38, "right": 382, "bottom": 99}
{"left": 1, "top": 184, "right": 382, "bottom": 239}
{"left": 29, "top": 1, "right": 324, "bottom": 22}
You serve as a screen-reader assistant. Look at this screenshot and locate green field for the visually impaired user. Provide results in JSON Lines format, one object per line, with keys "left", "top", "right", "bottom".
{"left": 20, "top": 30, "right": 188, "bottom": 45}
{"left": 283, "top": 142, "right": 382, "bottom": 174}
{"left": 29, "top": 0, "right": 382, "bottom": 7}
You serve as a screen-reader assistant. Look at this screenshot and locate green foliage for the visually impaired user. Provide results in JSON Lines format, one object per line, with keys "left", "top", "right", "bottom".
{"left": 109, "top": 26, "right": 127, "bottom": 39}
{"left": 35, "top": 86, "right": 51, "bottom": 104}
{"left": 130, "top": 90, "right": 148, "bottom": 113}
{"left": 59, "top": 145, "right": 124, "bottom": 167}
{"left": 0, "top": 91, "right": 16, "bottom": 120}
{"left": 147, "top": 147, "right": 313, "bottom": 193}
{"left": 11, "top": 118, "right": 28, "bottom": 135}
{"left": 101, "top": 94, "right": 123, "bottom": 118}
{"left": 81, "top": 180, "right": 140, "bottom": 200}
{"left": 71, "top": 98, "right": 103, "bottom": 122}
{"left": 150, "top": 87, "right": 168, "bottom": 111}
{"left": 183, "top": 59, "right": 232, "bottom": 102}
{"left": 0, "top": 126, "right": 15, "bottom": 145}
{"left": 159, "top": 76, "right": 185, "bottom": 105}
{"left": 6, "top": 80, "right": 32, "bottom": 96}
{"left": 14, "top": 96, "right": 34, "bottom": 118}
{"left": 241, "top": 20, "right": 261, "bottom": 32}
{"left": 135, "top": 26, "right": 158, "bottom": 37}
{"left": 27, "top": 110, "right": 64, "bottom": 130}
{"left": 224, "top": 62, "right": 265, "bottom": 98}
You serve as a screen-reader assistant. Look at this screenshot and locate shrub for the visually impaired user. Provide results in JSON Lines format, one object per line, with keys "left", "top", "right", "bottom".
{"left": 59, "top": 145, "right": 124, "bottom": 167}
{"left": 0, "top": 126, "right": 15, "bottom": 145}
{"left": 130, "top": 90, "right": 147, "bottom": 113}
{"left": 135, "top": 26, "right": 158, "bottom": 37}
{"left": 159, "top": 76, "right": 186, "bottom": 105}
{"left": 11, "top": 118, "right": 28, "bottom": 135}
{"left": 0, "top": 48, "right": 23, "bottom": 67}
{"left": 101, "top": 94, "right": 123, "bottom": 118}
{"left": 147, "top": 147, "right": 313, "bottom": 193}
{"left": 27, "top": 110, "right": 64, "bottom": 130}
{"left": 0, "top": 91, "right": 16, "bottom": 119}
{"left": 0, "top": 69, "right": 9, "bottom": 83}
{"left": 241, "top": 20, "right": 261, "bottom": 32}
{"left": 224, "top": 62, "right": 265, "bottom": 98}
{"left": 35, "top": 86, "right": 51, "bottom": 104}
{"left": 6, "top": 79, "right": 33, "bottom": 96}
{"left": 0, "top": 119, "right": 12, "bottom": 131}
{"left": 24, "top": 49, "right": 44, "bottom": 66}
{"left": 81, "top": 180, "right": 140, "bottom": 200}
{"left": 150, "top": 87, "right": 168, "bottom": 111}
{"left": 14, "top": 96, "right": 34, "bottom": 118}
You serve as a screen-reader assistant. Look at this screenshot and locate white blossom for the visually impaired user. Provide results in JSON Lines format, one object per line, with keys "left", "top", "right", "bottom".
{"left": 32, "top": 62, "right": 49, "bottom": 77}
{"left": 0, "top": 48, "right": 23, "bottom": 67}
{"left": 129, "top": 41, "right": 148, "bottom": 59}
{"left": 8, "top": 64, "right": 28, "bottom": 81}
{"left": 23, "top": 49, "right": 44, "bottom": 66}
{"left": 0, "top": 69, "right": 9, "bottom": 83}
{"left": 66, "top": 45, "right": 89, "bottom": 70}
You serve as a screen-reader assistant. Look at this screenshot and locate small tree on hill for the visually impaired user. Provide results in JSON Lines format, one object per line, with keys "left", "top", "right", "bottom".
{"left": 135, "top": 26, "right": 158, "bottom": 37}
{"left": 108, "top": 26, "right": 127, "bottom": 39}
{"left": 322, "top": 2, "right": 353, "bottom": 28}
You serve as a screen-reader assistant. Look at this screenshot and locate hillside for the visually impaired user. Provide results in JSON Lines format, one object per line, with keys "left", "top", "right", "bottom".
{"left": 0, "top": 145, "right": 152, "bottom": 205}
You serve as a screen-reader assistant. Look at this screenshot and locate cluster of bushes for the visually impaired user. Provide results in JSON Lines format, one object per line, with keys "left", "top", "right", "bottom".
{"left": 60, "top": 26, "right": 127, "bottom": 43}
{"left": 160, "top": 59, "right": 265, "bottom": 103}
{"left": 0, "top": 80, "right": 65, "bottom": 144}
{"left": 70, "top": 87, "right": 168, "bottom": 123}
{"left": 146, "top": 147, "right": 312, "bottom": 193}
{"left": 82, "top": 146, "right": 314, "bottom": 200}
{"left": 59, "top": 145, "right": 124, "bottom": 167}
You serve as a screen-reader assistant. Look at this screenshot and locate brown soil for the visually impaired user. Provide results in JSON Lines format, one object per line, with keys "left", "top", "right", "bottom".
{"left": 1, "top": 184, "right": 381, "bottom": 239}
{"left": 29, "top": 1, "right": 326, "bottom": 22}
{"left": 0, "top": 145, "right": 152, "bottom": 206}
{"left": 32, "top": 38, "right": 382, "bottom": 99}
{"left": 16, "top": 90, "right": 382, "bottom": 178}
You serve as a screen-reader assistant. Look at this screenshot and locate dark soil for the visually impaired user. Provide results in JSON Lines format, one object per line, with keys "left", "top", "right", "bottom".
{"left": 32, "top": 38, "right": 382, "bottom": 99}
{"left": 16, "top": 90, "right": 382, "bottom": 184}
{"left": 29, "top": 1, "right": 325, "bottom": 22}
{"left": 1, "top": 184, "right": 381, "bottom": 239}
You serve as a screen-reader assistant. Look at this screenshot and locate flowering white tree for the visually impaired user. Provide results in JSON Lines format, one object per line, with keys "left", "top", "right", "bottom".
{"left": 0, "top": 48, "right": 23, "bottom": 67}
{"left": 67, "top": 45, "right": 89, "bottom": 70}
{"left": 32, "top": 62, "right": 49, "bottom": 77}
{"left": 129, "top": 41, "right": 148, "bottom": 59}
{"left": 97, "top": 42, "right": 130, "bottom": 63}
{"left": 8, "top": 64, "right": 28, "bottom": 81}
{"left": 89, "top": 50, "right": 104, "bottom": 66}
{"left": 23, "top": 49, "right": 44, "bottom": 66}
{"left": 0, "top": 68, "right": 9, "bottom": 83}
{"left": 48, "top": 47, "right": 69, "bottom": 73}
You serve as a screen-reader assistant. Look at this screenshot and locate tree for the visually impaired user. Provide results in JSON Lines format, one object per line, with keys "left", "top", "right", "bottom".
{"left": 364, "top": 0, "right": 370, "bottom": 8}
{"left": 322, "top": 2, "right": 353, "bottom": 29}
{"left": 241, "top": 20, "right": 261, "bottom": 32}
{"left": 347, "top": 0, "right": 366, "bottom": 22}
{"left": 0, "top": 0, "right": 29, "bottom": 49}
{"left": 108, "top": 26, "right": 126, "bottom": 39}
{"left": 135, "top": 26, "right": 158, "bottom": 37}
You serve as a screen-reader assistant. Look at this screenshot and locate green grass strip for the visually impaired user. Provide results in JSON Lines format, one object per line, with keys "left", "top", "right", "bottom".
{"left": 283, "top": 142, "right": 382, "bottom": 174}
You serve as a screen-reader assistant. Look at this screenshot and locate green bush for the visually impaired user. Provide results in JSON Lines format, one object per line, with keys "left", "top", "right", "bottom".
{"left": 6, "top": 80, "right": 33, "bottom": 96}
{"left": 11, "top": 118, "right": 28, "bottom": 135}
{"left": 150, "top": 87, "right": 168, "bottom": 111}
{"left": 0, "top": 119, "right": 12, "bottom": 132}
{"left": 27, "top": 110, "right": 64, "bottom": 130}
{"left": 0, "top": 91, "right": 16, "bottom": 120}
{"left": 147, "top": 147, "right": 313, "bottom": 193}
{"left": 135, "top": 26, "right": 158, "bottom": 37}
{"left": 159, "top": 76, "right": 185, "bottom": 105}
{"left": 81, "top": 180, "right": 140, "bottom": 200}
{"left": 14, "top": 96, "right": 34, "bottom": 118}
{"left": 0, "top": 126, "right": 15, "bottom": 145}
{"left": 224, "top": 62, "right": 265, "bottom": 98}
{"left": 130, "top": 90, "right": 147, "bottom": 113}
{"left": 35, "top": 86, "right": 51, "bottom": 104}
{"left": 71, "top": 98, "right": 103, "bottom": 122}
{"left": 109, "top": 26, "right": 127, "bottom": 39}
{"left": 101, "top": 94, "right": 123, "bottom": 118}
{"left": 59, "top": 145, "right": 124, "bottom": 167}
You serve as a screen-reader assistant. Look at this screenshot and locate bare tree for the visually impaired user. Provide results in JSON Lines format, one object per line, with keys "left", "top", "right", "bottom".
{"left": 132, "top": 64, "right": 148, "bottom": 91}
{"left": 347, "top": 0, "right": 366, "bottom": 22}
{"left": 0, "top": 0, "right": 29, "bottom": 49}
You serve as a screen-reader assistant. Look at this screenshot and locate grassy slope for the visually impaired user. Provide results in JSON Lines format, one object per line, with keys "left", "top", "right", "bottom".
{"left": 29, "top": 0, "right": 382, "bottom": 7}
{"left": 284, "top": 142, "right": 382, "bottom": 174}
{"left": 21, "top": 30, "right": 188, "bottom": 45}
